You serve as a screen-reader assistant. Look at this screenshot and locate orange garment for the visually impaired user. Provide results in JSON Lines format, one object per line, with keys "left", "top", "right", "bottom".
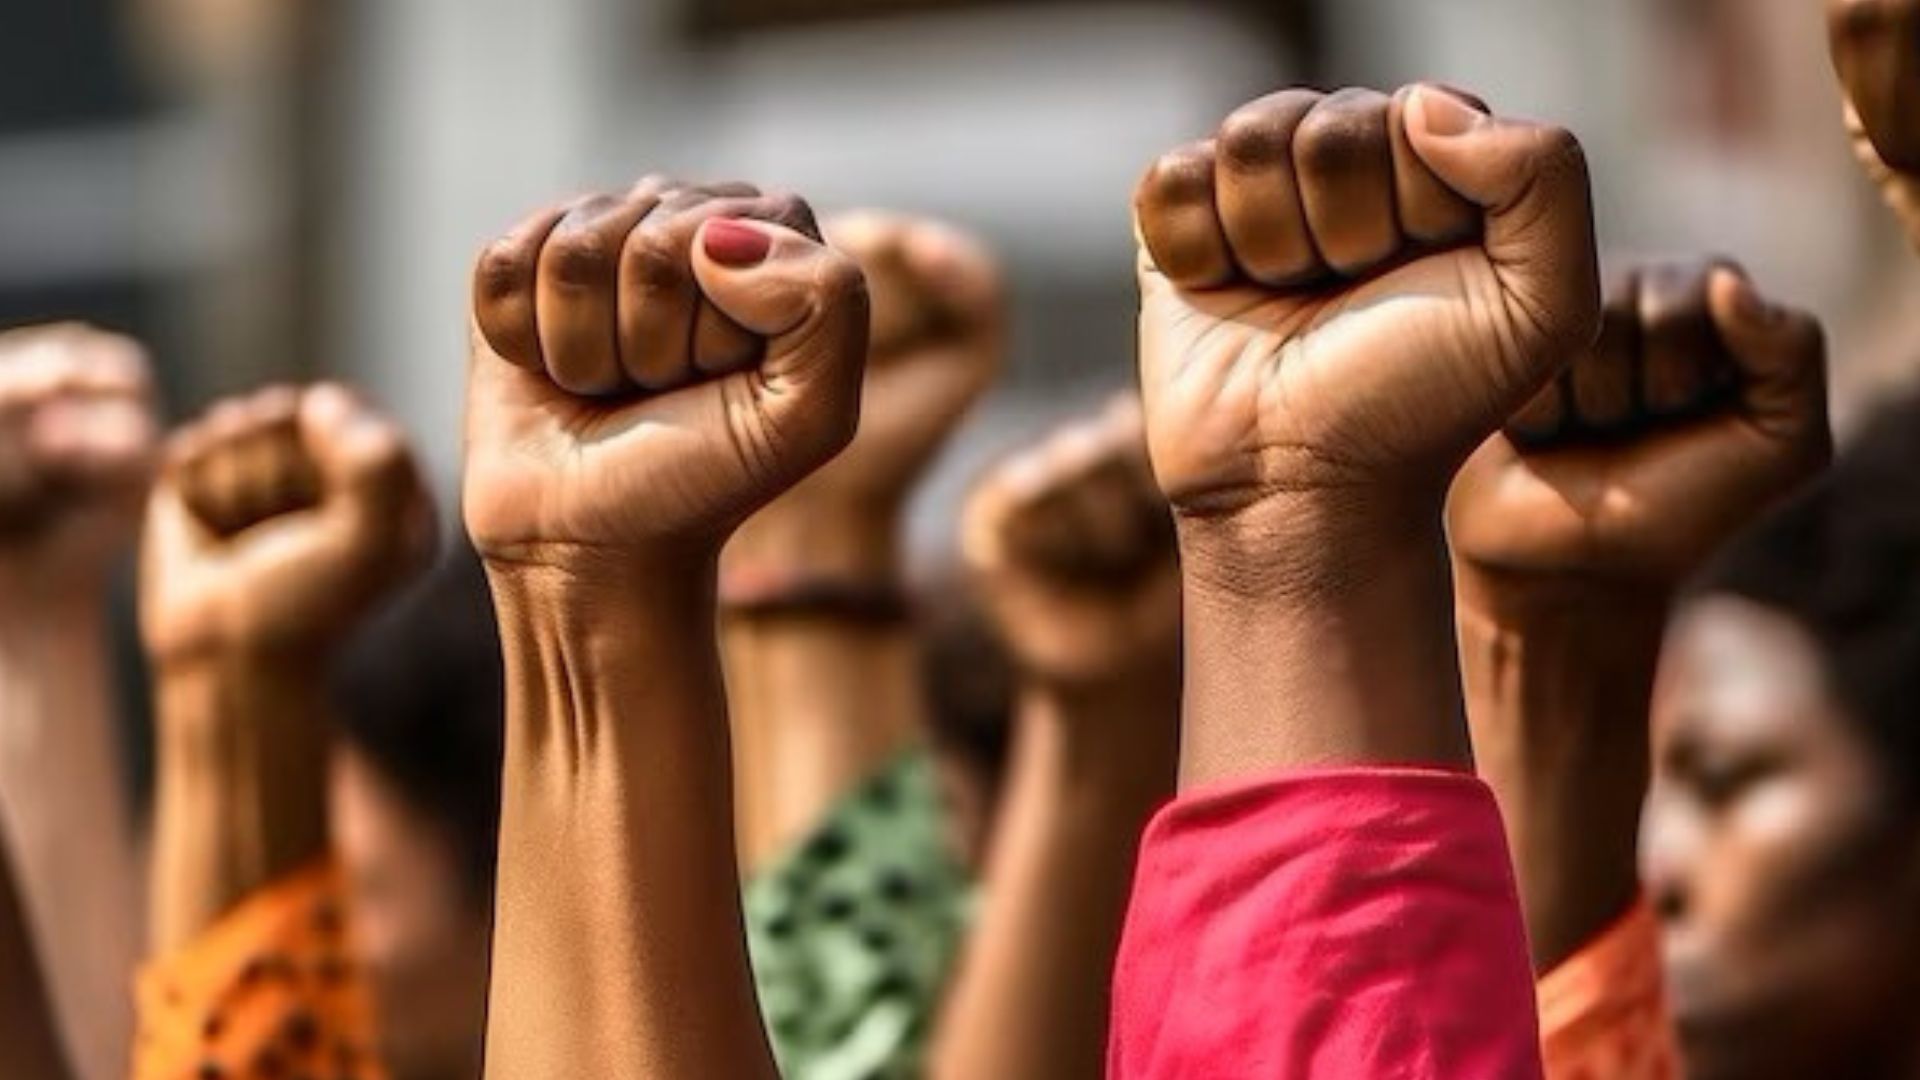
{"left": 134, "top": 859, "right": 386, "bottom": 1080}
{"left": 1538, "top": 897, "right": 1681, "bottom": 1080}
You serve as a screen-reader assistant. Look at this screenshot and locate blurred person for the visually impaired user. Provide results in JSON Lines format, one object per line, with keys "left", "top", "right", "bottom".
{"left": 0, "top": 324, "right": 154, "bottom": 1080}
{"left": 465, "top": 178, "right": 869, "bottom": 1078}
{"left": 1450, "top": 259, "right": 1830, "bottom": 1076}
{"left": 1641, "top": 390, "right": 1920, "bottom": 1080}
{"left": 330, "top": 545, "right": 501, "bottom": 1080}
{"left": 138, "top": 383, "right": 434, "bottom": 1080}
{"left": 719, "top": 209, "right": 999, "bottom": 1078}
{"left": 932, "top": 396, "right": 1178, "bottom": 1080}
{"left": 1829, "top": 0, "right": 1920, "bottom": 248}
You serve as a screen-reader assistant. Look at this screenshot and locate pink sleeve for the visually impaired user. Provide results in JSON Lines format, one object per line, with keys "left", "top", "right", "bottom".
{"left": 1108, "top": 767, "right": 1544, "bottom": 1080}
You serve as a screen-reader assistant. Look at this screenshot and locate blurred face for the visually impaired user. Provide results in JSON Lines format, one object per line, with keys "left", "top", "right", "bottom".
{"left": 330, "top": 745, "right": 491, "bottom": 1080}
{"left": 1643, "top": 597, "right": 1920, "bottom": 1079}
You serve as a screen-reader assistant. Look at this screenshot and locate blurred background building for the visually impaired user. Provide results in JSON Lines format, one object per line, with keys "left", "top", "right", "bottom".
{"left": 5, "top": 0, "right": 1916, "bottom": 568}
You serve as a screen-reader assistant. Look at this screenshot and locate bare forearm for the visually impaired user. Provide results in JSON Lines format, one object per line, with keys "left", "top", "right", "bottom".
{"left": 932, "top": 678, "right": 1176, "bottom": 1080}
{"left": 1178, "top": 514, "right": 1470, "bottom": 789}
{"left": 486, "top": 561, "right": 775, "bottom": 1080}
{"left": 0, "top": 602, "right": 137, "bottom": 1080}
{"left": 0, "top": 835, "right": 70, "bottom": 1080}
{"left": 722, "top": 510, "right": 919, "bottom": 870}
{"left": 1458, "top": 572, "right": 1667, "bottom": 973}
{"left": 723, "top": 618, "right": 923, "bottom": 869}
{"left": 149, "top": 659, "right": 329, "bottom": 952}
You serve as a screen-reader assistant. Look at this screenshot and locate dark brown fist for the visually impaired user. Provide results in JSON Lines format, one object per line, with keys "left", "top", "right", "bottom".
{"left": 1450, "top": 260, "right": 1830, "bottom": 586}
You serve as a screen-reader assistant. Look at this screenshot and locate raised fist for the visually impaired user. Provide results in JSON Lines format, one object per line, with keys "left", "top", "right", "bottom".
{"left": 1449, "top": 260, "right": 1829, "bottom": 587}
{"left": 1830, "top": 0, "right": 1920, "bottom": 246}
{"left": 0, "top": 324, "right": 157, "bottom": 590}
{"left": 141, "top": 384, "right": 435, "bottom": 663}
{"left": 1133, "top": 85, "right": 1599, "bottom": 546}
{"left": 464, "top": 178, "right": 870, "bottom": 565}
{"left": 961, "top": 398, "right": 1177, "bottom": 686}
{"left": 725, "top": 210, "right": 1002, "bottom": 584}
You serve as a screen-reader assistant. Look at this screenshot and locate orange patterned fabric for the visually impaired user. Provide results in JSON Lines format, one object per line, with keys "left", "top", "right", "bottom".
{"left": 134, "top": 859, "right": 386, "bottom": 1080}
{"left": 1538, "top": 897, "right": 1681, "bottom": 1080}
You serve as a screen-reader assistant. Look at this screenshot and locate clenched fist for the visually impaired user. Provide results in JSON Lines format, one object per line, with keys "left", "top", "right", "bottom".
{"left": 960, "top": 398, "right": 1177, "bottom": 686}
{"left": 1830, "top": 0, "right": 1920, "bottom": 246}
{"left": 464, "top": 178, "right": 869, "bottom": 565}
{"left": 141, "top": 385, "right": 434, "bottom": 663}
{"left": 1449, "top": 260, "right": 1830, "bottom": 588}
{"left": 0, "top": 324, "right": 157, "bottom": 592}
{"left": 1133, "top": 84, "right": 1599, "bottom": 561}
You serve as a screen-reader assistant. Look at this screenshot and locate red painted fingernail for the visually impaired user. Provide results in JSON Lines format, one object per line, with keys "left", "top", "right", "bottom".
{"left": 703, "top": 219, "right": 771, "bottom": 267}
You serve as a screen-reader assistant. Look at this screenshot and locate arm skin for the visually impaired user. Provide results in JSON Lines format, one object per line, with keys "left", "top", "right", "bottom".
{"left": 147, "top": 657, "right": 330, "bottom": 952}
{"left": 0, "top": 324, "right": 155, "bottom": 1080}
{"left": 1456, "top": 576, "right": 1668, "bottom": 973}
{"left": 0, "top": 823, "right": 71, "bottom": 1080}
{"left": 141, "top": 383, "right": 434, "bottom": 950}
{"left": 1449, "top": 261, "right": 1829, "bottom": 973}
{"left": 485, "top": 558, "right": 776, "bottom": 1080}
{"left": 722, "top": 211, "right": 1000, "bottom": 871}
{"left": 0, "top": 599, "right": 141, "bottom": 1080}
{"left": 720, "top": 514, "right": 922, "bottom": 871}
{"left": 464, "top": 181, "right": 870, "bottom": 1079}
{"left": 931, "top": 399, "right": 1180, "bottom": 1080}
{"left": 931, "top": 674, "right": 1178, "bottom": 1080}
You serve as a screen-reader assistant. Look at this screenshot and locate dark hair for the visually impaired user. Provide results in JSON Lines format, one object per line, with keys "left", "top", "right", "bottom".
{"left": 1689, "top": 390, "right": 1920, "bottom": 796}
{"left": 331, "top": 542, "right": 503, "bottom": 904}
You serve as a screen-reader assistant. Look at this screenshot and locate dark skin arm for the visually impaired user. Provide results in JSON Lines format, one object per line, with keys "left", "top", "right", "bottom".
{"left": 0, "top": 829, "right": 69, "bottom": 1080}
{"left": 1130, "top": 84, "right": 1601, "bottom": 785}
{"left": 465, "top": 180, "right": 870, "bottom": 1079}
{"left": 1449, "top": 260, "right": 1830, "bottom": 972}
{"left": 1829, "top": 0, "right": 1920, "bottom": 248}
{"left": 931, "top": 399, "right": 1179, "bottom": 1080}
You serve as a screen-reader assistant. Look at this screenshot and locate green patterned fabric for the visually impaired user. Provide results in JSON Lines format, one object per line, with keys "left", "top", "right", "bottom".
{"left": 746, "top": 750, "right": 972, "bottom": 1080}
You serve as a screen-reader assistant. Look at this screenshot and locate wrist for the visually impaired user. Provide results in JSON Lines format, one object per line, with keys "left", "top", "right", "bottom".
{"left": 723, "top": 502, "right": 902, "bottom": 591}
{"left": 1176, "top": 502, "right": 1470, "bottom": 785}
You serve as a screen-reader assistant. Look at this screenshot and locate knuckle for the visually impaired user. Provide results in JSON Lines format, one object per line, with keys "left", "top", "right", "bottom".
{"left": 622, "top": 238, "right": 688, "bottom": 295}
{"left": 542, "top": 227, "right": 618, "bottom": 288}
{"left": 475, "top": 238, "right": 536, "bottom": 300}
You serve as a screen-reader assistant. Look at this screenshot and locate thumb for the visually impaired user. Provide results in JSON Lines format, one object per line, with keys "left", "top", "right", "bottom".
{"left": 299, "top": 383, "right": 434, "bottom": 554}
{"left": 1706, "top": 267, "right": 1831, "bottom": 448}
{"left": 691, "top": 217, "right": 871, "bottom": 450}
{"left": 1403, "top": 85, "right": 1602, "bottom": 361}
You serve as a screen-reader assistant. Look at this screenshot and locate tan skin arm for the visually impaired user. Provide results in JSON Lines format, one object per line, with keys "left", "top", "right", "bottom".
{"left": 722, "top": 211, "right": 1001, "bottom": 871}
{"left": 464, "top": 181, "right": 869, "bottom": 1079}
{"left": 1450, "top": 261, "right": 1830, "bottom": 972}
{"left": 141, "top": 384, "right": 433, "bottom": 951}
{"left": 1130, "top": 85, "right": 1600, "bottom": 786}
{"left": 931, "top": 400, "right": 1179, "bottom": 1080}
{"left": 0, "top": 324, "right": 155, "bottom": 1080}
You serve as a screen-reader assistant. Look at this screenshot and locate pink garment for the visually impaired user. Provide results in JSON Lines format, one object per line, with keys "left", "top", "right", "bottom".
{"left": 1109, "top": 768, "right": 1544, "bottom": 1079}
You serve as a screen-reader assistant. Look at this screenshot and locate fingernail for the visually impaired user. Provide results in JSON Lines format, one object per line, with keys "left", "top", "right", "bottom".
{"left": 703, "top": 219, "right": 772, "bottom": 267}
{"left": 1418, "top": 86, "right": 1488, "bottom": 138}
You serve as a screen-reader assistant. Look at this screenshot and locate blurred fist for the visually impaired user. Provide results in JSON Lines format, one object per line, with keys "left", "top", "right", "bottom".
{"left": 0, "top": 324, "right": 158, "bottom": 591}
{"left": 464, "top": 178, "right": 870, "bottom": 565}
{"left": 1449, "top": 260, "right": 1829, "bottom": 587}
{"left": 141, "top": 385, "right": 435, "bottom": 664}
{"left": 961, "top": 399, "right": 1177, "bottom": 686}
{"left": 1830, "top": 0, "right": 1920, "bottom": 245}
{"left": 725, "top": 211, "right": 1002, "bottom": 583}
{"left": 1133, "top": 85, "right": 1599, "bottom": 544}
